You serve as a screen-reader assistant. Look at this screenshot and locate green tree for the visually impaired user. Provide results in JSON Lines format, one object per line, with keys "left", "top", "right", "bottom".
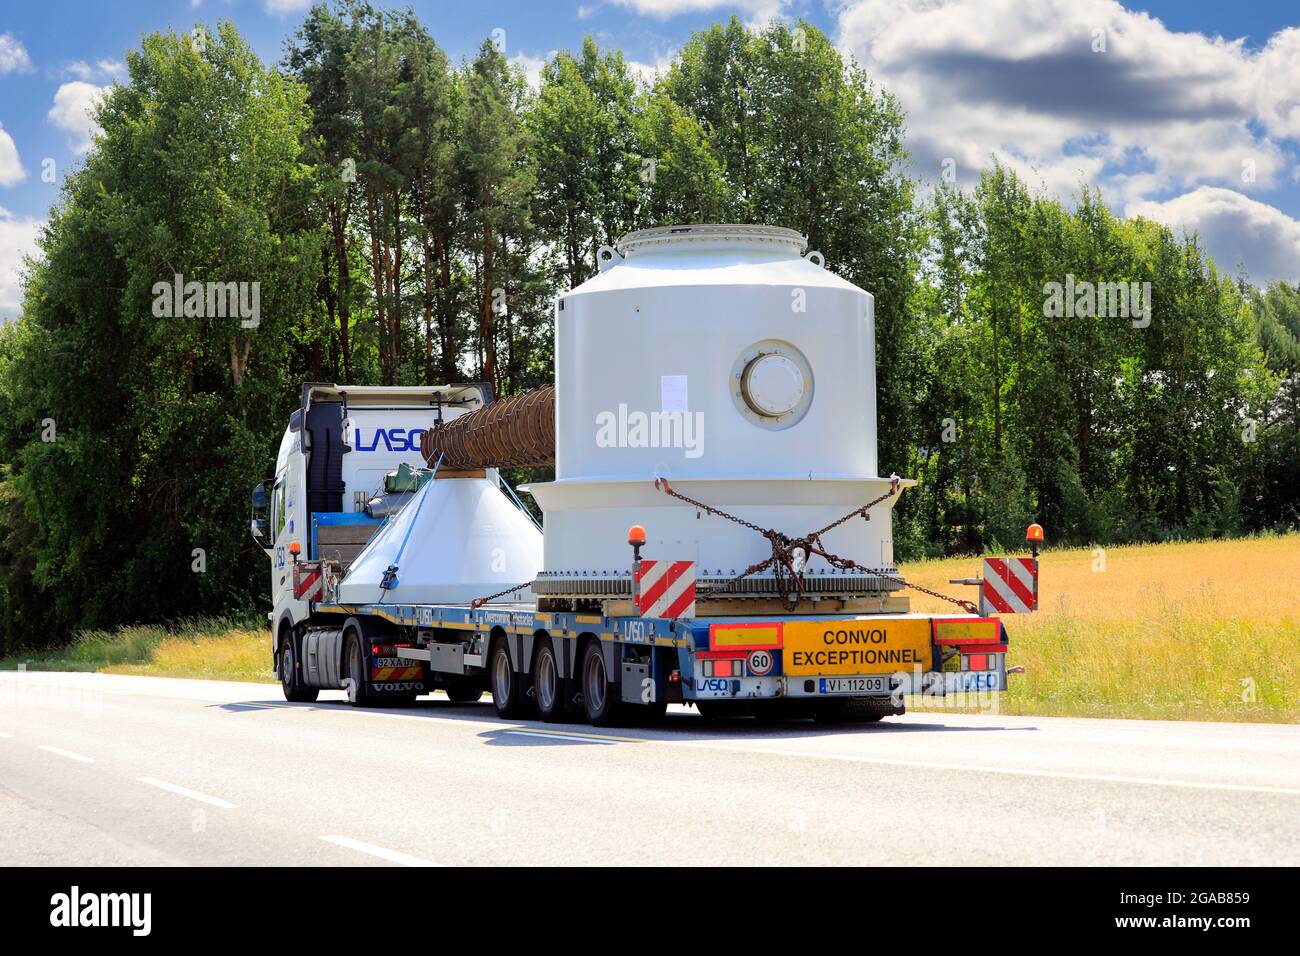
{"left": 458, "top": 40, "right": 534, "bottom": 395}
{"left": 0, "top": 23, "right": 319, "bottom": 648}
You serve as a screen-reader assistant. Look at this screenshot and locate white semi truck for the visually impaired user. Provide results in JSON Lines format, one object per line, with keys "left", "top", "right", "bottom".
{"left": 252, "top": 225, "right": 1021, "bottom": 724}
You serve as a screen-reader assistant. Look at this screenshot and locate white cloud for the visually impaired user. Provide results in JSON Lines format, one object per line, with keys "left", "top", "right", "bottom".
{"left": 830, "top": 0, "right": 1300, "bottom": 284}
{"left": 0, "top": 206, "right": 43, "bottom": 321}
{"left": 514, "top": 48, "right": 671, "bottom": 92}
{"left": 511, "top": 52, "right": 553, "bottom": 92}
{"left": 627, "top": 50, "right": 677, "bottom": 86}
{"left": 1254, "top": 27, "right": 1300, "bottom": 139}
{"left": 65, "top": 58, "right": 125, "bottom": 83}
{"left": 1129, "top": 187, "right": 1300, "bottom": 285}
{"left": 836, "top": 0, "right": 1293, "bottom": 200}
{"left": 47, "top": 81, "right": 109, "bottom": 155}
{"left": 0, "top": 123, "right": 25, "bottom": 187}
{"left": 0, "top": 33, "right": 33, "bottom": 75}
{"left": 265, "top": 0, "right": 311, "bottom": 14}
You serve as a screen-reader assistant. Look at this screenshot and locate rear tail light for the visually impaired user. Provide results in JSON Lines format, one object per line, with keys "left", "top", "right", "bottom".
{"left": 700, "top": 655, "right": 744, "bottom": 677}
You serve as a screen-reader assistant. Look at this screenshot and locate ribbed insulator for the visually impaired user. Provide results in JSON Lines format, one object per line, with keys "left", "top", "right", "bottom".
{"left": 421, "top": 385, "right": 555, "bottom": 469}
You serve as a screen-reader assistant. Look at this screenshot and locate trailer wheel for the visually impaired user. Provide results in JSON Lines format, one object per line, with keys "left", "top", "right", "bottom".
{"left": 562, "top": 682, "right": 585, "bottom": 720}
{"left": 344, "top": 630, "right": 374, "bottom": 708}
{"left": 280, "top": 633, "right": 318, "bottom": 703}
{"left": 532, "top": 639, "right": 565, "bottom": 723}
{"left": 695, "top": 700, "right": 750, "bottom": 720}
{"left": 489, "top": 637, "right": 530, "bottom": 719}
{"left": 813, "top": 698, "right": 898, "bottom": 723}
{"left": 581, "top": 641, "right": 624, "bottom": 727}
{"left": 442, "top": 676, "right": 483, "bottom": 704}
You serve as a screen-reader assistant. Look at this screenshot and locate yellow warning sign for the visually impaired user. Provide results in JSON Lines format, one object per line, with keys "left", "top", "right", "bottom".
{"left": 933, "top": 619, "right": 1001, "bottom": 644}
{"left": 709, "top": 622, "right": 782, "bottom": 650}
{"left": 783, "top": 619, "right": 933, "bottom": 676}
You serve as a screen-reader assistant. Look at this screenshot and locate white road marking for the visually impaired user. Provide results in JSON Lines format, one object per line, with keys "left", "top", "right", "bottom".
{"left": 138, "top": 776, "right": 237, "bottom": 809}
{"left": 505, "top": 730, "right": 1300, "bottom": 796}
{"left": 38, "top": 745, "right": 93, "bottom": 763}
{"left": 320, "top": 835, "right": 442, "bottom": 867}
{"left": 218, "top": 694, "right": 1300, "bottom": 794}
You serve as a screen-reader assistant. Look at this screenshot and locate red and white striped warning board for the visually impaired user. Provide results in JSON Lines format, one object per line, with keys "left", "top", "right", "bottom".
{"left": 982, "top": 558, "right": 1038, "bottom": 613}
{"left": 293, "top": 562, "right": 324, "bottom": 602}
{"left": 636, "top": 560, "right": 696, "bottom": 619}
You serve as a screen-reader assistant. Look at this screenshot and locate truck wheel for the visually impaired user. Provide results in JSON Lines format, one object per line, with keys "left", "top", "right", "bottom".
{"left": 581, "top": 641, "right": 624, "bottom": 727}
{"left": 562, "top": 682, "right": 586, "bottom": 720}
{"left": 695, "top": 700, "right": 749, "bottom": 720}
{"left": 639, "top": 699, "right": 669, "bottom": 724}
{"left": 443, "top": 676, "right": 483, "bottom": 704}
{"left": 533, "top": 639, "right": 565, "bottom": 723}
{"left": 490, "top": 638, "right": 530, "bottom": 719}
{"left": 813, "top": 698, "right": 897, "bottom": 723}
{"left": 344, "top": 630, "right": 375, "bottom": 708}
{"left": 280, "top": 634, "right": 319, "bottom": 703}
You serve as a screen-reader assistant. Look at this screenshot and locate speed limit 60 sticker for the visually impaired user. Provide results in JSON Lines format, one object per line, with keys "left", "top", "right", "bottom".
{"left": 747, "top": 649, "right": 775, "bottom": 676}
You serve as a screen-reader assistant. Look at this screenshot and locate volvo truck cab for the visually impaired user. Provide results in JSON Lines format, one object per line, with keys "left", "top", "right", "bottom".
{"left": 251, "top": 383, "right": 490, "bottom": 661}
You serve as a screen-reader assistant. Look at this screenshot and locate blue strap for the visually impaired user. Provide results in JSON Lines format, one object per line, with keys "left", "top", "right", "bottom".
{"left": 378, "top": 452, "right": 442, "bottom": 600}
{"left": 500, "top": 473, "right": 542, "bottom": 531}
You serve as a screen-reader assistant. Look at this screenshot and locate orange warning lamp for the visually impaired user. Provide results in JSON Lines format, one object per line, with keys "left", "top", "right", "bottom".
{"left": 288, "top": 540, "right": 302, "bottom": 561}
{"left": 1025, "top": 522, "right": 1044, "bottom": 558}
{"left": 628, "top": 525, "right": 646, "bottom": 565}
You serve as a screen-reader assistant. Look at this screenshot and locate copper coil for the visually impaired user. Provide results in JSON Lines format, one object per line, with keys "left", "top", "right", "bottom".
{"left": 421, "top": 385, "right": 555, "bottom": 469}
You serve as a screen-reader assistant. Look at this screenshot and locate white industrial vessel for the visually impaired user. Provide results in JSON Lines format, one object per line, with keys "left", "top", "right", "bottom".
{"left": 525, "top": 224, "right": 911, "bottom": 604}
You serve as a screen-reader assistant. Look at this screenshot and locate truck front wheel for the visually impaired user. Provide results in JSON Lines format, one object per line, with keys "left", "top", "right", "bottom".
{"left": 280, "top": 633, "right": 319, "bottom": 703}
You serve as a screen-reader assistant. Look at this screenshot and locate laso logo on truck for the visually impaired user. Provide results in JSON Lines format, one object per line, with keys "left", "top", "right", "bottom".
{"left": 353, "top": 427, "right": 426, "bottom": 453}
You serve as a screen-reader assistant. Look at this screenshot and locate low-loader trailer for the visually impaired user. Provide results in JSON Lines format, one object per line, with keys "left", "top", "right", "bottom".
{"left": 253, "top": 381, "right": 1018, "bottom": 726}
{"left": 252, "top": 226, "right": 1031, "bottom": 726}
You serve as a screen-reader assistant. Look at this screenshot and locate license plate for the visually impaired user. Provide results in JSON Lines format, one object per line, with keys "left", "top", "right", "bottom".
{"left": 819, "top": 676, "right": 890, "bottom": 695}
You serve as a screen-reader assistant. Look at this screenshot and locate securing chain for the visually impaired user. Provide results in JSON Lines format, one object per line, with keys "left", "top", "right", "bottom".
{"left": 653, "top": 476, "right": 978, "bottom": 614}
{"left": 470, "top": 583, "right": 530, "bottom": 609}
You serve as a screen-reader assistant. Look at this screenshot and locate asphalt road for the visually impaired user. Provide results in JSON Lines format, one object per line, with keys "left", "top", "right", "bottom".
{"left": 1, "top": 670, "right": 1296, "bottom": 866}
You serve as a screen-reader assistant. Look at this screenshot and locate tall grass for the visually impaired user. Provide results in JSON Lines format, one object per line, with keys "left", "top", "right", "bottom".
{"left": 4, "top": 536, "right": 1295, "bottom": 720}
{"left": 1, "top": 616, "right": 273, "bottom": 683}
{"left": 900, "top": 534, "right": 1299, "bottom": 722}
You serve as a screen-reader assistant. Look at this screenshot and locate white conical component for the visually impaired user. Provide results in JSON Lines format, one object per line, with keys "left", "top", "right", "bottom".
{"left": 336, "top": 478, "right": 542, "bottom": 606}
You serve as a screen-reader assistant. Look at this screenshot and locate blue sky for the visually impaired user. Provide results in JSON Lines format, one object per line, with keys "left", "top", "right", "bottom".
{"left": 3, "top": 0, "right": 1300, "bottom": 316}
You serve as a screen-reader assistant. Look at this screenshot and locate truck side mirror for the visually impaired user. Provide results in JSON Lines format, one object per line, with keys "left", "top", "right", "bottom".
{"left": 251, "top": 482, "right": 271, "bottom": 548}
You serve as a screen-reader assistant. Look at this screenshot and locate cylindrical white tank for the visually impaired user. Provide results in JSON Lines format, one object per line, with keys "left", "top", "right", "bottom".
{"left": 525, "top": 224, "right": 906, "bottom": 592}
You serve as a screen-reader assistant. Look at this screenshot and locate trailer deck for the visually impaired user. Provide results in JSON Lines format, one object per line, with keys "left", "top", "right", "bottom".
{"left": 310, "top": 599, "right": 1011, "bottom": 705}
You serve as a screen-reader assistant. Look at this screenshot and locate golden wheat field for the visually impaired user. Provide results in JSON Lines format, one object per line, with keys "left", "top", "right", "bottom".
{"left": 10, "top": 537, "right": 1295, "bottom": 723}
{"left": 899, "top": 535, "right": 1300, "bottom": 722}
